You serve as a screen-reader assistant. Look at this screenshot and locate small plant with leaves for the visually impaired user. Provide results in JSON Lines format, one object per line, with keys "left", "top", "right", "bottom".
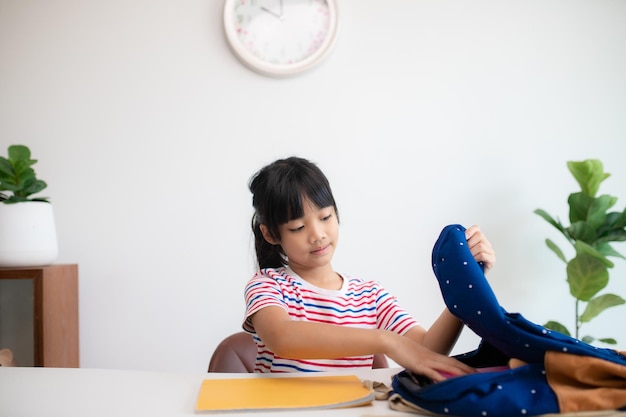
{"left": 535, "top": 159, "right": 626, "bottom": 345}
{"left": 0, "top": 145, "right": 49, "bottom": 204}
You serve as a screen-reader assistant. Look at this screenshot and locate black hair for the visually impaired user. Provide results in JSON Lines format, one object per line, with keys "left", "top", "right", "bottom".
{"left": 248, "top": 156, "right": 339, "bottom": 269}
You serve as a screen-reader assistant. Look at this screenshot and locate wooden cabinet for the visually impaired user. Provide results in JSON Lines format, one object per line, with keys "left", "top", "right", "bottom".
{"left": 0, "top": 264, "right": 79, "bottom": 367}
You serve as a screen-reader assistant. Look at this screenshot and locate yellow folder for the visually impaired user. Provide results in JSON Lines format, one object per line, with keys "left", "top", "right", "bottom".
{"left": 195, "top": 374, "right": 375, "bottom": 412}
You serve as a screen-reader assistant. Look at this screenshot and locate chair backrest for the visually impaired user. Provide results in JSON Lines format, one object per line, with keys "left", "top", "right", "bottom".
{"left": 208, "top": 331, "right": 389, "bottom": 373}
{"left": 208, "top": 332, "right": 257, "bottom": 373}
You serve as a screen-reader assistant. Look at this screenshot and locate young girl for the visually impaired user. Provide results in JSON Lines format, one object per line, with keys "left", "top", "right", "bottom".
{"left": 243, "top": 156, "right": 496, "bottom": 381}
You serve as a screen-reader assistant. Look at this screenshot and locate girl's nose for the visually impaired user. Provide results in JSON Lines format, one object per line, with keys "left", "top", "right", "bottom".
{"left": 309, "top": 223, "right": 325, "bottom": 243}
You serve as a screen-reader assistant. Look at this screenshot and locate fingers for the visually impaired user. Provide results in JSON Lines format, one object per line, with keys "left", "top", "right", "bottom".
{"left": 465, "top": 225, "right": 496, "bottom": 272}
{"left": 408, "top": 355, "right": 475, "bottom": 383}
{"left": 392, "top": 338, "right": 476, "bottom": 383}
{"left": 414, "top": 367, "right": 449, "bottom": 383}
{"left": 434, "top": 355, "right": 476, "bottom": 378}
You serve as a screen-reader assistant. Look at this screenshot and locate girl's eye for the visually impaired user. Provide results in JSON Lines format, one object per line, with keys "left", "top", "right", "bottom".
{"left": 322, "top": 214, "right": 332, "bottom": 221}
{"left": 288, "top": 225, "right": 304, "bottom": 232}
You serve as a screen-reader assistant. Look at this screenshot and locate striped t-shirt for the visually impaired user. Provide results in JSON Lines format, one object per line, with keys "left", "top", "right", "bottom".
{"left": 243, "top": 267, "right": 419, "bottom": 373}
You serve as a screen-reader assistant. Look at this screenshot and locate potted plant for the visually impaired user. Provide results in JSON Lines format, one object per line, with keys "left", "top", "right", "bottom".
{"left": 534, "top": 159, "right": 626, "bottom": 345}
{"left": 0, "top": 144, "right": 58, "bottom": 267}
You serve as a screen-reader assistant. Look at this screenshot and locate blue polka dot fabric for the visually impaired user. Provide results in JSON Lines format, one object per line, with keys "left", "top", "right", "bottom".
{"left": 391, "top": 224, "right": 626, "bottom": 417}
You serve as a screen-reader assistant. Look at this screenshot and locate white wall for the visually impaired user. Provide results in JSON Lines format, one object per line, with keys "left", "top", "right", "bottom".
{"left": 1, "top": 0, "right": 625, "bottom": 372}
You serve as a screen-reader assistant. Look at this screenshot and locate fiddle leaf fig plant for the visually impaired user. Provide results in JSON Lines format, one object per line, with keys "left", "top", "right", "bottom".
{"left": 0, "top": 145, "right": 49, "bottom": 204}
{"left": 534, "top": 159, "right": 626, "bottom": 345}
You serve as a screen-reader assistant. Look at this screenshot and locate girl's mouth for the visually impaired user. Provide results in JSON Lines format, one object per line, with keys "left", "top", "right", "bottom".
{"left": 311, "top": 244, "right": 330, "bottom": 255}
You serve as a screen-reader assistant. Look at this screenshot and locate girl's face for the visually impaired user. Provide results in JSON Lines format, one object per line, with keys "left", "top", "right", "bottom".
{"left": 264, "top": 197, "right": 339, "bottom": 275}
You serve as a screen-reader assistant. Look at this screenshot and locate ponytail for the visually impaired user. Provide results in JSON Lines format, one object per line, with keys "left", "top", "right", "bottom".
{"left": 251, "top": 215, "right": 286, "bottom": 269}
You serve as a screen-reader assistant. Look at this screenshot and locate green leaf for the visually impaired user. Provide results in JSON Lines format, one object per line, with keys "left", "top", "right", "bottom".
{"left": 567, "top": 220, "right": 596, "bottom": 243}
{"left": 534, "top": 209, "right": 567, "bottom": 235}
{"left": 0, "top": 157, "right": 13, "bottom": 178}
{"left": 8, "top": 144, "right": 32, "bottom": 162}
{"left": 0, "top": 182, "right": 20, "bottom": 192}
{"left": 579, "top": 293, "right": 626, "bottom": 322}
{"left": 582, "top": 335, "right": 595, "bottom": 344}
{"left": 568, "top": 192, "right": 591, "bottom": 224}
{"left": 595, "top": 242, "right": 626, "bottom": 260}
{"left": 566, "top": 255, "right": 609, "bottom": 301}
{"left": 567, "top": 159, "right": 609, "bottom": 198}
{"left": 588, "top": 195, "right": 615, "bottom": 229}
{"left": 598, "top": 338, "right": 618, "bottom": 345}
{"left": 546, "top": 239, "right": 568, "bottom": 263}
{"left": 5, "top": 195, "right": 28, "bottom": 203}
{"left": 13, "top": 162, "right": 35, "bottom": 180}
{"left": 596, "top": 230, "right": 626, "bottom": 246}
{"left": 610, "top": 208, "right": 626, "bottom": 229}
{"left": 598, "top": 211, "right": 626, "bottom": 235}
{"left": 543, "top": 321, "right": 570, "bottom": 336}
{"left": 574, "top": 240, "right": 614, "bottom": 267}
{"left": 20, "top": 178, "right": 47, "bottom": 197}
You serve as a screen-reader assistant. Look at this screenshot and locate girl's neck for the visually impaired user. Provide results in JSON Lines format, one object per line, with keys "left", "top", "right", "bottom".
{"left": 289, "top": 264, "right": 343, "bottom": 290}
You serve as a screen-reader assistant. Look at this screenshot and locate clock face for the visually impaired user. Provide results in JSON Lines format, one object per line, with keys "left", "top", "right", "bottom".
{"left": 223, "top": 0, "right": 339, "bottom": 77}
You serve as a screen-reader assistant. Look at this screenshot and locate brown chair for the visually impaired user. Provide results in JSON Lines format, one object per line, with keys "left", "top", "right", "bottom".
{"left": 208, "top": 331, "right": 389, "bottom": 373}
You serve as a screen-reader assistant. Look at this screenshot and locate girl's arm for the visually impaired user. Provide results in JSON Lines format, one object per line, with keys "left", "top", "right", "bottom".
{"left": 251, "top": 305, "right": 474, "bottom": 382}
{"left": 406, "top": 310, "right": 463, "bottom": 355}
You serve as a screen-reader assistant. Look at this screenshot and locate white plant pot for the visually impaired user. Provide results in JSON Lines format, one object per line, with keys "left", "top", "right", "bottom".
{"left": 0, "top": 202, "right": 58, "bottom": 267}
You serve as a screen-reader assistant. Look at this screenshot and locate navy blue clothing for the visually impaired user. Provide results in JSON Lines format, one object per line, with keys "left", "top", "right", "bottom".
{"left": 391, "top": 224, "right": 626, "bottom": 417}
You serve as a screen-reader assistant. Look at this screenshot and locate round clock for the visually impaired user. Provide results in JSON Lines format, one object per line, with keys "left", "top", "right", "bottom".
{"left": 223, "top": 0, "right": 339, "bottom": 77}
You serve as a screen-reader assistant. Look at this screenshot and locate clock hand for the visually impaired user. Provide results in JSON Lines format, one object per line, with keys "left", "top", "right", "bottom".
{"left": 260, "top": 6, "right": 283, "bottom": 20}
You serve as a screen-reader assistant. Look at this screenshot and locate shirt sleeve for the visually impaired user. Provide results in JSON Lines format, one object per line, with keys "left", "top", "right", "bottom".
{"left": 242, "top": 270, "right": 287, "bottom": 333}
{"left": 374, "top": 284, "right": 420, "bottom": 335}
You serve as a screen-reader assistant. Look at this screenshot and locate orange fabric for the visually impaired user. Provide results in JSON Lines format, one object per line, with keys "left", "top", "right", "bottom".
{"left": 509, "top": 358, "right": 528, "bottom": 369}
{"left": 545, "top": 350, "right": 626, "bottom": 413}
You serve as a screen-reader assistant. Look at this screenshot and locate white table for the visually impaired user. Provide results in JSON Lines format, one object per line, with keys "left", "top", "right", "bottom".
{"left": 0, "top": 367, "right": 422, "bottom": 417}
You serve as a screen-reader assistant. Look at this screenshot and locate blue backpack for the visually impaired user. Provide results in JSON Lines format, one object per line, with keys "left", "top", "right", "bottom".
{"left": 390, "top": 224, "right": 626, "bottom": 417}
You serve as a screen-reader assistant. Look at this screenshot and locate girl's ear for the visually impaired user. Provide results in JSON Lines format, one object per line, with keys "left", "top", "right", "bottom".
{"left": 259, "top": 224, "right": 279, "bottom": 245}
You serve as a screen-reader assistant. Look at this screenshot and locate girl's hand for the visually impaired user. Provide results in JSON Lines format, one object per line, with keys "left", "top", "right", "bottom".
{"left": 384, "top": 332, "right": 475, "bottom": 383}
{"left": 464, "top": 225, "right": 496, "bottom": 273}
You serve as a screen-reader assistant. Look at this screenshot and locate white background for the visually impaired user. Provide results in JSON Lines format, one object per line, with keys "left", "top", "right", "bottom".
{"left": 1, "top": 0, "right": 625, "bottom": 372}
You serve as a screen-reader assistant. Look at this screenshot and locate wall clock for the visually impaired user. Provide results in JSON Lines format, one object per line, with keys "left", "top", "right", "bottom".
{"left": 223, "top": 0, "right": 339, "bottom": 78}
